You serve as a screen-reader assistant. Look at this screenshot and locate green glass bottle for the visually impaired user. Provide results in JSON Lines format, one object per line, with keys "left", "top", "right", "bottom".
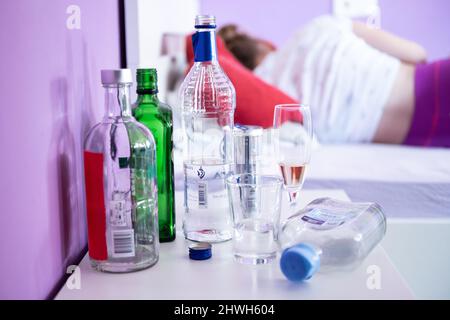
{"left": 133, "top": 68, "right": 176, "bottom": 242}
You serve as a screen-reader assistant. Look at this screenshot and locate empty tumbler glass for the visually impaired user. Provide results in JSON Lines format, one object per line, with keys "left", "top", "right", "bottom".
{"left": 226, "top": 174, "right": 283, "bottom": 264}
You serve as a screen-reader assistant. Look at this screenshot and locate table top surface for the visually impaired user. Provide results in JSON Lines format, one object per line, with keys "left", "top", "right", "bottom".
{"left": 56, "top": 189, "right": 415, "bottom": 300}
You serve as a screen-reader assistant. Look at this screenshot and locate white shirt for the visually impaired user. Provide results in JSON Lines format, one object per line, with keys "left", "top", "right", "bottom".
{"left": 254, "top": 15, "right": 400, "bottom": 143}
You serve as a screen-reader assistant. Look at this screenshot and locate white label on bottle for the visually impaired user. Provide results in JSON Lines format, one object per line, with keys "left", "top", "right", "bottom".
{"left": 301, "top": 208, "right": 356, "bottom": 230}
{"left": 186, "top": 178, "right": 208, "bottom": 210}
{"left": 198, "top": 182, "right": 208, "bottom": 208}
{"left": 111, "top": 229, "right": 135, "bottom": 258}
{"left": 185, "top": 162, "right": 229, "bottom": 211}
{"left": 110, "top": 199, "right": 127, "bottom": 227}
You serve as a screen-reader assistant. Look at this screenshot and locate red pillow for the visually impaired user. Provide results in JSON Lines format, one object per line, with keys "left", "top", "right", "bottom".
{"left": 185, "top": 35, "right": 298, "bottom": 128}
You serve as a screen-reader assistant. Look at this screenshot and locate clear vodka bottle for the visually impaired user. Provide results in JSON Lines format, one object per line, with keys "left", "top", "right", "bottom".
{"left": 179, "top": 15, "right": 236, "bottom": 242}
{"left": 279, "top": 198, "right": 386, "bottom": 281}
{"left": 83, "top": 69, "right": 159, "bottom": 272}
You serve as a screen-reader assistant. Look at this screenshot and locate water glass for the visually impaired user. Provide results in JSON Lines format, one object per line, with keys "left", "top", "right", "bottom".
{"left": 226, "top": 174, "right": 283, "bottom": 264}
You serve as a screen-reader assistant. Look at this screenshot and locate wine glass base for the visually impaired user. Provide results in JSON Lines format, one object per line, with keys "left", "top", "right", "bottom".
{"left": 234, "top": 253, "right": 277, "bottom": 265}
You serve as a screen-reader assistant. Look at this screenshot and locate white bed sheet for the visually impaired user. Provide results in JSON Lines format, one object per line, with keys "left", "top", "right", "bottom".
{"left": 308, "top": 143, "right": 450, "bottom": 183}
{"left": 305, "top": 144, "right": 450, "bottom": 218}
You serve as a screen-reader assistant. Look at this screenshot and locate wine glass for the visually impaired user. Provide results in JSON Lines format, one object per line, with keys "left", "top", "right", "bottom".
{"left": 273, "top": 104, "right": 313, "bottom": 211}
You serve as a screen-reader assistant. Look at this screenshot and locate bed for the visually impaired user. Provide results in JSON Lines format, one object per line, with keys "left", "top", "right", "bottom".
{"left": 304, "top": 143, "right": 450, "bottom": 218}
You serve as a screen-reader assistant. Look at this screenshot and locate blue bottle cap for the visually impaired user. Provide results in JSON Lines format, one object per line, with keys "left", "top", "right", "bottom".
{"left": 189, "top": 242, "right": 212, "bottom": 261}
{"left": 280, "top": 243, "right": 321, "bottom": 281}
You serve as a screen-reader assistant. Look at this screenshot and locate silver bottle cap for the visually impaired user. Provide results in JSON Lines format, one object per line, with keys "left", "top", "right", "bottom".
{"left": 233, "top": 125, "right": 263, "bottom": 174}
{"left": 195, "top": 15, "right": 216, "bottom": 28}
{"left": 101, "top": 69, "right": 133, "bottom": 85}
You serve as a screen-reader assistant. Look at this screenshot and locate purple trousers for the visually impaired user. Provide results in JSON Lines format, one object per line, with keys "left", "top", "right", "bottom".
{"left": 404, "top": 59, "right": 450, "bottom": 147}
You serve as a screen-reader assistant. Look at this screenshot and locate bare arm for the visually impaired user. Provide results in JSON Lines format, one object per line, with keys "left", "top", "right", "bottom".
{"left": 352, "top": 21, "right": 427, "bottom": 65}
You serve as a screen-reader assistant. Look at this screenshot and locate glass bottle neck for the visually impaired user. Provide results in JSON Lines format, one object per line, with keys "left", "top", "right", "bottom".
{"left": 104, "top": 84, "right": 132, "bottom": 119}
{"left": 136, "top": 91, "right": 159, "bottom": 104}
{"left": 193, "top": 29, "right": 218, "bottom": 63}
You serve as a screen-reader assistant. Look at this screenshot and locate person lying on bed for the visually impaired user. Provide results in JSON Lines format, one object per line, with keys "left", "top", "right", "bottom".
{"left": 218, "top": 15, "right": 450, "bottom": 148}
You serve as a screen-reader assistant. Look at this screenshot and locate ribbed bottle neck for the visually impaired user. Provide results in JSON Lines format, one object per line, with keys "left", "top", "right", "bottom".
{"left": 136, "top": 69, "right": 158, "bottom": 93}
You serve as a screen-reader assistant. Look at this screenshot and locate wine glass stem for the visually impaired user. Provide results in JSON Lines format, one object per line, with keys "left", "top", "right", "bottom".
{"left": 288, "top": 190, "right": 298, "bottom": 214}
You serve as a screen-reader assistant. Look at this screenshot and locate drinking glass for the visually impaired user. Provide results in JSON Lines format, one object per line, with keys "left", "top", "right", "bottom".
{"left": 273, "top": 104, "right": 313, "bottom": 211}
{"left": 226, "top": 174, "right": 283, "bottom": 265}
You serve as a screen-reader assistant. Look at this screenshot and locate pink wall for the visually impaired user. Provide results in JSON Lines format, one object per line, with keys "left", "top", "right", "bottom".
{"left": 201, "top": 0, "right": 450, "bottom": 61}
{"left": 0, "top": 0, "right": 121, "bottom": 299}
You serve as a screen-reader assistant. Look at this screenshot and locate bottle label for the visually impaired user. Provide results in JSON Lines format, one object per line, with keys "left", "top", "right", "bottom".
{"left": 111, "top": 229, "right": 135, "bottom": 258}
{"left": 197, "top": 181, "right": 208, "bottom": 208}
{"left": 185, "top": 162, "right": 229, "bottom": 211}
{"left": 84, "top": 151, "right": 108, "bottom": 261}
{"left": 110, "top": 198, "right": 128, "bottom": 227}
{"left": 108, "top": 193, "right": 135, "bottom": 258}
{"left": 302, "top": 209, "right": 356, "bottom": 230}
{"left": 192, "top": 31, "right": 217, "bottom": 62}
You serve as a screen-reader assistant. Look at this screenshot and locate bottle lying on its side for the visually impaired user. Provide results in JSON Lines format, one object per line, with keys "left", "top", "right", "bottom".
{"left": 279, "top": 197, "right": 387, "bottom": 281}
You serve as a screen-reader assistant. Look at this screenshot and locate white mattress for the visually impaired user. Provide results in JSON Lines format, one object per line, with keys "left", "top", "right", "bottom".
{"left": 305, "top": 144, "right": 450, "bottom": 218}
{"left": 308, "top": 144, "right": 450, "bottom": 183}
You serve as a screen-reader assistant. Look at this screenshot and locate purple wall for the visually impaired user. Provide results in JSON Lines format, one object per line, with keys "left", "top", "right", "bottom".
{"left": 201, "top": 0, "right": 450, "bottom": 61}
{"left": 0, "top": 0, "right": 121, "bottom": 299}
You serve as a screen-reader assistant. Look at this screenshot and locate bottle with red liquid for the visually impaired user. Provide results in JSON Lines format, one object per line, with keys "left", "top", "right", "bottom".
{"left": 83, "top": 69, "right": 159, "bottom": 272}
